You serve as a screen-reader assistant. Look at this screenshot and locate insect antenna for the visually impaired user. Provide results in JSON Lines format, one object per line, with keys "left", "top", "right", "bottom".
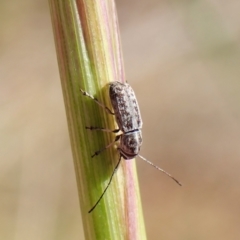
{"left": 138, "top": 155, "right": 182, "bottom": 186}
{"left": 88, "top": 155, "right": 122, "bottom": 213}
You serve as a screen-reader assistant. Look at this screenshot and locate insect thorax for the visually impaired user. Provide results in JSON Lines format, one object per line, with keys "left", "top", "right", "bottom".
{"left": 119, "top": 130, "right": 143, "bottom": 160}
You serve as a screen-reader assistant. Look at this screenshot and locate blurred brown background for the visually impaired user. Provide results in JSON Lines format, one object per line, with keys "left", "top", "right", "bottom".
{"left": 1, "top": 0, "right": 240, "bottom": 239}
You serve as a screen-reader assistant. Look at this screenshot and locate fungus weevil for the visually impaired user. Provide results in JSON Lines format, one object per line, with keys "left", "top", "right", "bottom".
{"left": 80, "top": 81, "right": 181, "bottom": 213}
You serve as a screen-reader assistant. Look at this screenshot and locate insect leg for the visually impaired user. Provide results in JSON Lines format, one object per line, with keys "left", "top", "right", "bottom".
{"left": 89, "top": 155, "right": 122, "bottom": 213}
{"left": 91, "top": 135, "right": 121, "bottom": 158}
{"left": 86, "top": 126, "right": 120, "bottom": 133}
{"left": 80, "top": 89, "right": 114, "bottom": 115}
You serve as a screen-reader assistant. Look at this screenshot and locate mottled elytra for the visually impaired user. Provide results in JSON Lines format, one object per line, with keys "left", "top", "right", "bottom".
{"left": 80, "top": 81, "right": 181, "bottom": 213}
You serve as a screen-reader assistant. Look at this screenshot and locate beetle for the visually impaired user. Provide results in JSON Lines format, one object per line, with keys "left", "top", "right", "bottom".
{"left": 80, "top": 81, "right": 181, "bottom": 213}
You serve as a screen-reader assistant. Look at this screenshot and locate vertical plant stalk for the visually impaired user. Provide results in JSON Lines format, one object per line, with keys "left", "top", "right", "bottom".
{"left": 49, "top": 0, "right": 146, "bottom": 239}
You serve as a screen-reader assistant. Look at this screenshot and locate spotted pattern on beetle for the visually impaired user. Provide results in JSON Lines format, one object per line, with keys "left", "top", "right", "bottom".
{"left": 80, "top": 81, "right": 181, "bottom": 213}
{"left": 109, "top": 82, "right": 142, "bottom": 133}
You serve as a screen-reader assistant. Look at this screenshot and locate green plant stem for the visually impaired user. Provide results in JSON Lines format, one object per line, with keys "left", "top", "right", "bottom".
{"left": 49, "top": 1, "right": 146, "bottom": 239}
